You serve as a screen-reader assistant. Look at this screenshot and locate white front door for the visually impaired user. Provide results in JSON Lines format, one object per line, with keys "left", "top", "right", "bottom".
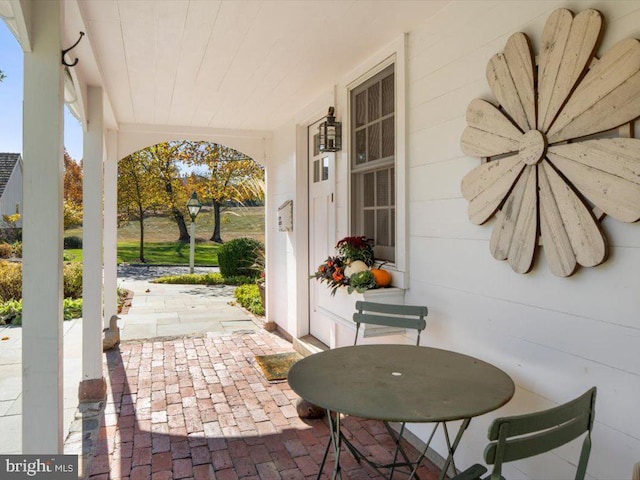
{"left": 308, "top": 118, "right": 335, "bottom": 346}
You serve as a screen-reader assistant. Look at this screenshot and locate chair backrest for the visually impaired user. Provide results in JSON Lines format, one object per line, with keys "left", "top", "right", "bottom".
{"left": 353, "top": 301, "right": 428, "bottom": 346}
{"left": 483, "top": 387, "right": 597, "bottom": 480}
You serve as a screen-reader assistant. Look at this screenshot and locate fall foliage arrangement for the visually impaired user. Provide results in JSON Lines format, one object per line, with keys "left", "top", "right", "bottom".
{"left": 312, "top": 236, "right": 390, "bottom": 295}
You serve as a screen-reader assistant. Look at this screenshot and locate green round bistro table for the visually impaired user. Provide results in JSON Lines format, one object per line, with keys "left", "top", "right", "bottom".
{"left": 288, "top": 344, "right": 515, "bottom": 480}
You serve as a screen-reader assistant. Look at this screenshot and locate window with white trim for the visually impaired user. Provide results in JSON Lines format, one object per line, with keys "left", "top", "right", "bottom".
{"left": 351, "top": 64, "right": 395, "bottom": 263}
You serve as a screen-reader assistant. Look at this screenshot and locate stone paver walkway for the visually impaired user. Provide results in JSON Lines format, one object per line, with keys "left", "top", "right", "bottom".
{"left": 0, "top": 318, "right": 83, "bottom": 454}
{"left": 118, "top": 282, "right": 257, "bottom": 341}
{"left": 89, "top": 331, "right": 441, "bottom": 480}
{"left": 0, "top": 265, "right": 258, "bottom": 454}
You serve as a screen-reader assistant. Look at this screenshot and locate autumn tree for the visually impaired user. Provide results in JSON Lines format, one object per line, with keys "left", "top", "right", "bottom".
{"left": 64, "top": 150, "right": 83, "bottom": 205}
{"left": 117, "top": 151, "right": 164, "bottom": 262}
{"left": 187, "top": 142, "right": 264, "bottom": 243}
{"left": 142, "top": 142, "right": 192, "bottom": 242}
{"left": 63, "top": 149, "right": 83, "bottom": 229}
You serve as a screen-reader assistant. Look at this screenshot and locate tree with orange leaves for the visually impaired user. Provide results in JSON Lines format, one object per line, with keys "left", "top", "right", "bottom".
{"left": 63, "top": 149, "right": 83, "bottom": 230}
{"left": 64, "top": 149, "right": 83, "bottom": 205}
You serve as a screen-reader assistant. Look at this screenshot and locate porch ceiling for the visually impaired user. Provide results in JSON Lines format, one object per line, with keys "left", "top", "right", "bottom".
{"left": 72, "top": 0, "right": 447, "bottom": 132}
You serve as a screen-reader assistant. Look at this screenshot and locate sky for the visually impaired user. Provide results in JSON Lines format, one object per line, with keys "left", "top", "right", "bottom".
{"left": 0, "top": 21, "right": 84, "bottom": 161}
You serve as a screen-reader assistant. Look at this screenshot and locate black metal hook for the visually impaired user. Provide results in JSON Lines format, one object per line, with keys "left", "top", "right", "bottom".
{"left": 61, "top": 31, "right": 85, "bottom": 67}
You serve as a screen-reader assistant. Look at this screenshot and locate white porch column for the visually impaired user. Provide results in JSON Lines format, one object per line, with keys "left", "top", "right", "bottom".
{"left": 79, "top": 86, "right": 106, "bottom": 402}
{"left": 103, "top": 130, "right": 118, "bottom": 326}
{"left": 22, "top": 0, "right": 65, "bottom": 453}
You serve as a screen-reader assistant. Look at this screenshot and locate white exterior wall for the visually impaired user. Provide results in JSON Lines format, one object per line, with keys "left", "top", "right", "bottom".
{"left": 267, "top": 119, "right": 299, "bottom": 335}
{"left": 269, "top": 1, "right": 640, "bottom": 478}
{"left": 404, "top": 2, "right": 639, "bottom": 479}
{"left": 0, "top": 160, "right": 23, "bottom": 226}
{"left": 267, "top": 91, "right": 334, "bottom": 338}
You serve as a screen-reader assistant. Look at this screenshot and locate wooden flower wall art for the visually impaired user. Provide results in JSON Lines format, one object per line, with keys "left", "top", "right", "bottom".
{"left": 460, "top": 8, "right": 640, "bottom": 277}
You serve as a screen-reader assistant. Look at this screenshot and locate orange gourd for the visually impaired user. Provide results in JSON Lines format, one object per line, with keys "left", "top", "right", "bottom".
{"left": 370, "top": 268, "right": 392, "bottom": 287}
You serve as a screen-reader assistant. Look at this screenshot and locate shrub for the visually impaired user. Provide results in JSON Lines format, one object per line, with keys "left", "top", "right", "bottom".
{"left": 234, "top": 284, "right": 265, "bottom": 316}
{"left": 64, "top": 236, "right": 83, "bottom": 249}
{"left": 11, "top": 242, "right": 21, "bottom": 258}
{"left": 217, "top": 238, "right": 264, "bottom": 277}
{"left": 63, "top": 298, "right": 83, "bottom": 320}
{"left": 0, "top": 298, "right": 83, "bottom": 325}
{"left": 0, "top": 299, "right": 22, "bottom": 325}
{"left": 63, "top": 262, "right": 83, "bottom": 299}
{"left": 0, "top": 243, "right": 12, "bottom": 258}
{"left": 0, "top": 261, "right": 22, "bottom": 301}
{"left": 0, "top": 260, "right": 82, "bottom": 302}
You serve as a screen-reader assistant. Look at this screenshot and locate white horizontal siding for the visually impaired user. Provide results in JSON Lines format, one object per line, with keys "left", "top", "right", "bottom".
{"left": 405, "top": 1, "right": 640, "bottom": 479}
{"left": 266, "top": 119, "right": 298, "bottom": 336}
{"left": 270, "top": 1, "right": 640, "bottom": 478}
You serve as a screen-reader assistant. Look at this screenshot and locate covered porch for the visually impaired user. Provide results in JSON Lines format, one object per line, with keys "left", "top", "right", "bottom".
{"left": 1, "top": 1, "right": 638, "bottom": 479}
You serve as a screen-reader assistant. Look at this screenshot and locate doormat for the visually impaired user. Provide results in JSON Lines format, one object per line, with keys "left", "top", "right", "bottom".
{"left": 254, "top": 352, "right": 302, "bottom": 382}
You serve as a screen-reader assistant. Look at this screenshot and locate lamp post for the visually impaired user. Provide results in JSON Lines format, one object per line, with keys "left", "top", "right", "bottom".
{"left": 186, "top": 192, "right": 202, "bottom": 274}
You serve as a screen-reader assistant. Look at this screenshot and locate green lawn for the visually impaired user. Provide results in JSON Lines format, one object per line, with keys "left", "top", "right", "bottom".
{"left": 66, "top": 206, "right": 265, "bottom": 244}
{"left": 66, "top": 243, "right": 219, "bottom": 265}
{"left": 117, "top": 241, "right": 220, "bottom": 265}
{"left": 63, "top": 206, "right": 264, "bottom": 266}
{"left": 65, "top": 249, "right": 83, "bottom": 263}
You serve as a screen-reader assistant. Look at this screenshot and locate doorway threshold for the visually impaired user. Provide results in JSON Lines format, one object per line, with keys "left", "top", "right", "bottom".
{"left": 293, "top": 334, "right": 328, "bottom": 357}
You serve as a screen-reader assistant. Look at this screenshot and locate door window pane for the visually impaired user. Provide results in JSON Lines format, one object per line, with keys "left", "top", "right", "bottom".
{"left": 313, "top": 133, "right": 320, "bottom": 156}
{"left": 322, "top": 157, "right": 329, "bottom": 181}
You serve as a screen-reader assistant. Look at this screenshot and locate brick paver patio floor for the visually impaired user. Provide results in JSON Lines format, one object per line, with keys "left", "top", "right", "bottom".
{"left": 89, "top": 331, "right": 441, "bottom": 480}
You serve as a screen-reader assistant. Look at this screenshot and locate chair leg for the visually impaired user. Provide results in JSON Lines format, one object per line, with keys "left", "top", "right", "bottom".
{"left": 407, "top": 422, "right": 440, "bottom": 480}
{"left": 443, "top": 423, "right": 458, "bottom": 477}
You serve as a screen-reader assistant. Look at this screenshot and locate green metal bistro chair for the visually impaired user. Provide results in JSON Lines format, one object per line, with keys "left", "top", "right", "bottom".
{"left": 352, "top": 300, "right": 428, "bottom": 346}
{"left": 351, "top": 301, "right": 430, "bottom": 477}
{"left": 451, "top": 387, "right": 597, "bottom": 480}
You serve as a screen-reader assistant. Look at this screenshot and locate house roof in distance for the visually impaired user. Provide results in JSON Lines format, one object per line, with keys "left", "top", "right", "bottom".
{"left": 0, "top": 153, "right": 21, "bottom": 197}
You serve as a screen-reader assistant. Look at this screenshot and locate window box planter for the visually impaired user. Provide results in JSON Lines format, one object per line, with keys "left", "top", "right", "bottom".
{"left": 317, "top": 286, "right": 406, "bottom": 338}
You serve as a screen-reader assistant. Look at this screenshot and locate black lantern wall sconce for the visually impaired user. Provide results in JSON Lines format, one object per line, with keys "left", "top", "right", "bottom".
{"left": 318, "top": 107, "right": 342, "bottom": 152}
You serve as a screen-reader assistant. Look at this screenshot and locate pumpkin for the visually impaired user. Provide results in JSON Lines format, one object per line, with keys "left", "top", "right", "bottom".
{"left": 344, "top": 260, "right": 369, "bottom": 278}
{"left": 370, "top": 268, "right": 392, "bottom": 287}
